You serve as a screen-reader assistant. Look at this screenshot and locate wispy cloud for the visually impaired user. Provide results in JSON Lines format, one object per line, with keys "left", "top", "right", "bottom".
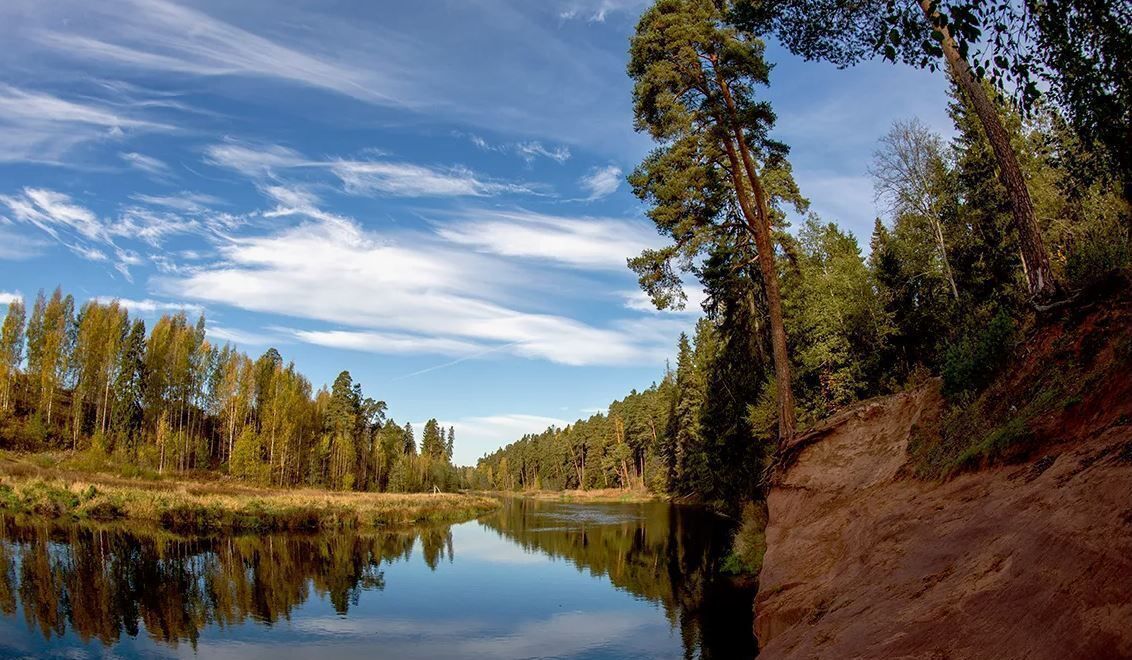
{"left": 0, "top": 188, "right": 109, "bottom": 245}
{"left": 515, "top": 141, "right": 571, "bottom": 164}
{"left": 0, "top": 291, "right": 23, "bottom": 306}
{"left": 204, "top": 140, "right": 542, "bottom": 198}
{"left": 0, "top": 187, "right": 237, "bottom": 277}
{"left": 0, "top": 83, "right": 172, "bottom": 164}
{"left": 160, "top": 213, "right": 676, "bottom": 367}
{"left": 558, "top": 0, "right": 648, "bottom": 22}
{"left": 330, "top": 160, "right": 537, "bottom": 198}
{"left": 115, "top": 207, "right": 203, "bottom": 247}
{"left": 119, "top": 151, "right": 171, "bottom": 177}
{"left": 4, "top": 0, "right": 645, "bottom": 156}
{"left": 90, "top": 296, "right": 203, "bottom": 315}
{"left": 289, "top": 329, "right": 485, "bottom": 356}
{"left": 203, "top": 141, "right": 307, "bottom": 178}
{"left": 790, "top": 172, "right": 878, "bottom": 238}
{"left": 461, "top": 611, "right": 660, "bottom": 658}
{"left": 579, "top": 164, "right": 622, "bottom": 200}
{"left": 206, "top": 324, "right": 277, "bottom": 348}
{"left": 435, "top": 208, "right": 659, "bottom": 271}
{"left": 25, "top": 0, "right": 422, "bottom": 108}
{"left": 466, "top": 134, "right": 571, "bottom": 164}
{"left": 130, "top": 191, "right": 222, "bottom": 214}
{"left": 390, "top": 342, "right": 521, "bottom": 381}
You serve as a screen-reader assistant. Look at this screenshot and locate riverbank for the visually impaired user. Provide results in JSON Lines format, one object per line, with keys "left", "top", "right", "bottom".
{"left": 476, "top": 488, "right": 659, "bottom": 503}
{"left": 0, "top": 452, "right": 499, "bottom": 533}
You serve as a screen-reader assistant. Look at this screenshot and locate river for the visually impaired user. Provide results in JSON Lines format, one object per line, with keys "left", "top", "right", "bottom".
{"left": 0, "top": 498, "right": 756, "bottom": 659}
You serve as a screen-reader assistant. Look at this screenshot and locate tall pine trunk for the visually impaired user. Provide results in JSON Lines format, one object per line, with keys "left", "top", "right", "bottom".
{"left": 715, "top": 67, "right": 797, "bottom": 442}
{"left": 920, "top": 0, "right": 1056, "bottom": 300}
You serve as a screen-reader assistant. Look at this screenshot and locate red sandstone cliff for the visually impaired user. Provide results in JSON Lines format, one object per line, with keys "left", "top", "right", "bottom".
{"left": 755, "top": 284, "right": 1132, "bottom": 659}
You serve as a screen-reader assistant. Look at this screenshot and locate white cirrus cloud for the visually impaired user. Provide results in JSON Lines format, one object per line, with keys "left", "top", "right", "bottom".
{"left": 203, "top": 141, "right": 308, "bottom": 178}
{"left": 204, "top": 140, "right": 540, "bottom": 199}
{"left": 0, "top": 83, "right": 173, "bottom": 164}
{"left": 0, "top": 187, "right": 236, "bottom": 277}
{"left": 515, "top": 141, "right": 571, "bottom": 164}
{"left": 119, "top": 151, "right": 170, "bottom": 177}
{"left": 330, "top": 159, "right": 536, "bottom": 198}
{"left": 115, "top": 207, "right": 203, "bottom": 248}
{"left": 23, "top": 0, "right": 421, "bottom": 109}
{"left": 466, "top": 134, "right": 571, "bottom": 164}
{"left": 461, "top": 611, "right": 663, "bottom": 658}
{"left": 2, "top": 0, "right": 651, "bottom": 155}
{"left": 558, "top": 0, "right": 648, "bottom": 22}
{"left": 89, "top": 296, "right": 204, "bottom": 316}
{"left": 435, "top": 208, "right": 659, "bottom": 271}
{"left": 0, "top": 188, "right": 110, "bottom": 253}
{"left": 206, "top": 324, "right": 278, "bottom": 348}
{"left": 159, "top": 214, "right": 677, "bottom": 368}
{"left": 288, "top": 329, "right": 485, "bottom": 356}
{"left": 579, "top": 164, "right": 623, "bottom": 200}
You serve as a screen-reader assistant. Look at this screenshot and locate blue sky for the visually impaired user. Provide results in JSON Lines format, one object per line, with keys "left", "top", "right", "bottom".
{"left": 0, "top": 0, "right": 956, "bottom": 465}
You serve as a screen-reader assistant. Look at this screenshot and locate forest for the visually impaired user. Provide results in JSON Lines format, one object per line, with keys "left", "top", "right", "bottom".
{"left": 0, "top": 0, "right": 1128, "bottom": 511}
{"left": 471, "top": 0, "right": 1130, "bottom": 510}
{"left": 0, "top": 293, "right": 462, "bottom": 493}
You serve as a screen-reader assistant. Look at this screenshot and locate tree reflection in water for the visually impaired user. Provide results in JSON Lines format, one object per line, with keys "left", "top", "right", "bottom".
{"left": 480, "top": 499, "right": 756, "bottom": 659}
{"left": 0, "top": 516, "right": 422, "bottom": 649}
{"left": 0, "top": 500, "right": 754, "bottom": 658}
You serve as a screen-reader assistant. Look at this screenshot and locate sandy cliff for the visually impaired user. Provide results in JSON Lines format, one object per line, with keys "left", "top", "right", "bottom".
{"left": 755, "top": 288, "right": 1132, "bottom": 659}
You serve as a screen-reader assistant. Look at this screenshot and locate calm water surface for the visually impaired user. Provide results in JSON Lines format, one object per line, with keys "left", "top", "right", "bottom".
{"left": 0, "top": 499, "right": 755, "bottom": 659}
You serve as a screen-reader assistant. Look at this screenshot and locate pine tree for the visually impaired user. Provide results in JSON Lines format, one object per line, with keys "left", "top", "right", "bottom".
{"left": 665, "top": 333, "right": 704, "bottom": 494}
{"left": 111, "top": 319, "right": 146, "bottom": 452}
{"left": 422, "top": 419, "right": 443, "bottom": 460}
{"left": 402, "top": 422, "right": 416, "bottom": 455}
{"left": 628, "top": 0, "right": 805, "bottom": 441}
{"left": 326, "top": 370, "right": 359, "bottom": 490}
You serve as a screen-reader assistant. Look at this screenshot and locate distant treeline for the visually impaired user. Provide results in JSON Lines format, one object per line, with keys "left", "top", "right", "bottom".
{"left": 0, "top": 291, "right": 461, "bottom": 492}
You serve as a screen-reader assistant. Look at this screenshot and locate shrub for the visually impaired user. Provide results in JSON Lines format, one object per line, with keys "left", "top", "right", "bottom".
{"left": 940, "top": 312, "right": 1016, "bottom": 398}
{"left": 722, "top": 501, "right": 768, "bottom": 576}
{"left": 90, "top": 431, "right": 112, "bottom": 456}
{"left": 1065, "top": 218, "right": 1131, "bottom": 288}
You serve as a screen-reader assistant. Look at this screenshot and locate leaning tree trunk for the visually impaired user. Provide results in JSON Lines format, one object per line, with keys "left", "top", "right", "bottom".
{"left": 920, "top": 0, "right": 1057, "bottom": 301}
{"left": 720, "top": 135, "right": 798, "bottom": 442}
{"left": 715, "top": 69, "right": 798, "bottom": 442}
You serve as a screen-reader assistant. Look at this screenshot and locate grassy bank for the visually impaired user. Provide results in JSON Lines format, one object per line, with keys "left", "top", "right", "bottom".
{"left": 480, "top": 488, "right": 660, "bottom": 503}
{"left": 0, "top": 452, "right": 499, "bottom": 533}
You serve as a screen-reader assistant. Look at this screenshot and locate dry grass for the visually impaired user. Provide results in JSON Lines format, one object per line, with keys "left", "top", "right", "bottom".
{"left": 0, "top": 452, "right": 499, "bottom": 533}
